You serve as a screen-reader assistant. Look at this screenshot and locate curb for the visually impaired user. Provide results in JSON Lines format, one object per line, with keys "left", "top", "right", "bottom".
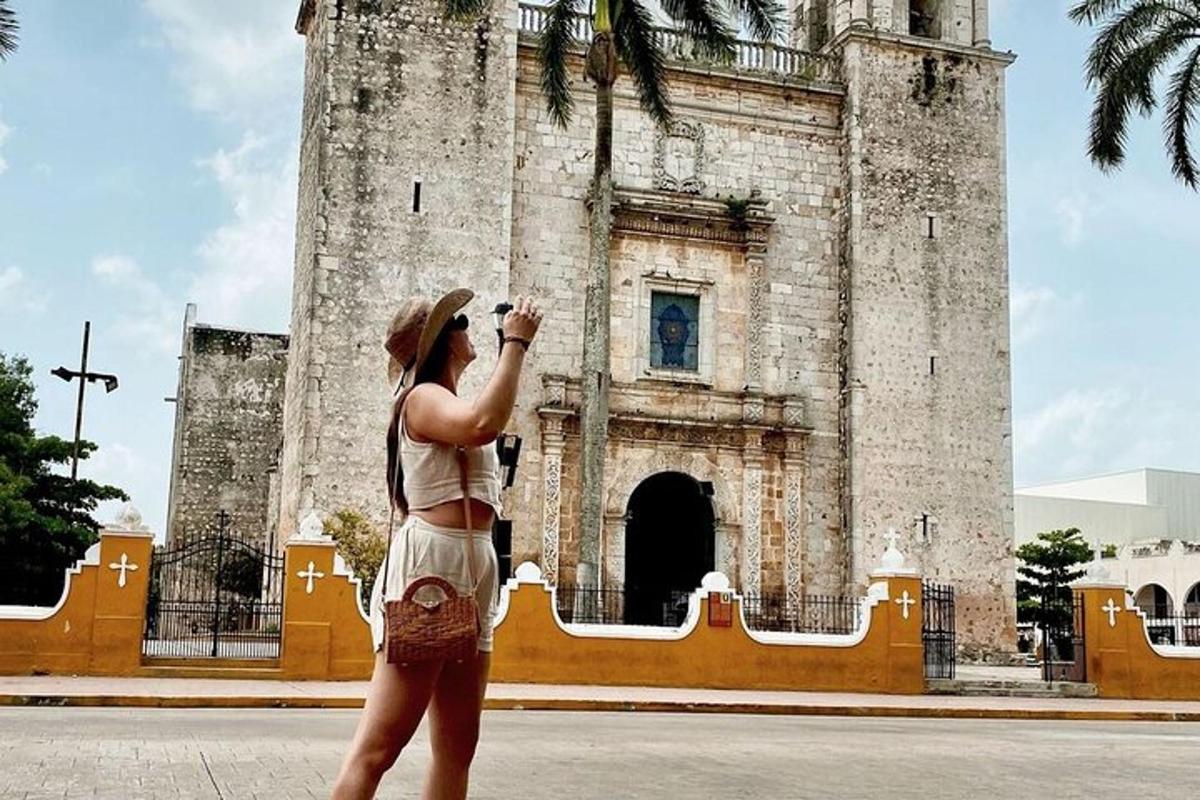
{"left": 3, "top": 694, "right": 1199, "bottom": 722}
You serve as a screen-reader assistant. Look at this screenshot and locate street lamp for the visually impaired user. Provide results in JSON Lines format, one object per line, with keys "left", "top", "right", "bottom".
{"left": 52, "top": 321, "right": 120, "bottom": 479}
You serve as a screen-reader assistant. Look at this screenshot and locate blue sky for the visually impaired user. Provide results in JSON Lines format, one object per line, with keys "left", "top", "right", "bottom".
{"left": 0, "top": 0, "right": 1197, "bottom": 537}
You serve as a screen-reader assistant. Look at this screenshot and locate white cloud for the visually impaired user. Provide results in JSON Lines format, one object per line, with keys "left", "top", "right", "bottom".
{"left": 91, "top": 255, "right": 179, "bottom": 356}
{"left": 187, "top": 132, "right": 296, "bottom": 330}
{"left": 0, "top": 265, "right": 48, "bottom": 314}
{"left": 1015, "top": 385, "right": 1197, "bottom": 484}
{"left": 140, "top": 0, "right": 302, "bottom": 129}
{"left": 0, "top": 114, "right": 11, "bottom": 175}
{"left": 1009, "top": 284, "right": 1082, "bottom": 345}
{"left": 140, "top": 0, "right": 300, "bottom": 333}
{"left": 1053, "top": 190, "right": 1089, "bottom": 246}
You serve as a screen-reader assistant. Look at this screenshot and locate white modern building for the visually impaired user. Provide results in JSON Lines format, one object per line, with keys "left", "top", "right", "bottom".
{"left": 1016, "top": 469, "right": 1200, "bottom": 622}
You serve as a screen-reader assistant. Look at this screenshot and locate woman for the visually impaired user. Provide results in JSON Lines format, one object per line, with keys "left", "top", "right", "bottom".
{"left": 332, "top": 290, "right": 542, "bottom": 800}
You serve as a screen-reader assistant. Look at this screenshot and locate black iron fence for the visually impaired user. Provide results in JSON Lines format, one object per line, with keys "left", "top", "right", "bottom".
{"left": 143, "top": 530, "right": 284, "bottom": 659}
{"left": 741, "top": 593, "right": 861, "bottom": 634}
{"left": 922, "top": 580, "right": 956, "bottom": 680}
{"left": 1040, "top": 592, "right": 1086, "bottom": 682}
{"left": 552, "top": 585, "right": 863, "bottom": 633}
{"left": 554, "top": 587, "right": 692, "bottom": 627}
{"left": 1141, "top": 613, "right": 1200, "bottom": 646}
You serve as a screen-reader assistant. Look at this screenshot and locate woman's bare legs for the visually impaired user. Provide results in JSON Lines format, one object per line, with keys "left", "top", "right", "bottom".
{"left": 331, "top": 651, "right": 443, "bottom": 800}
{"left": 421, "top": 651, "right": 491, "bottom": 800}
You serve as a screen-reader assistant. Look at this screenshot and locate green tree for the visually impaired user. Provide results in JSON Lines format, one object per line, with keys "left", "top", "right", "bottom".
{"left": 1070, "top": 0, "right": 1200, "bottom": 188}
{"left": 0, "top": 353, "right": 127, "bottom": 605}
{"left": 0, "top": 0, "right": 17, "bottom": 61}
{"left": 444, "top": 0, "right": 782, "bottom": 588}
{"left": 324, "top": 508, "right": 387, "bottom": 613}
{"left": 1015, "top": 527, "right": 1094, "bottom": 625}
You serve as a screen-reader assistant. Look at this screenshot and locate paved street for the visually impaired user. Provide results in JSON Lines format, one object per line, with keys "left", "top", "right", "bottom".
{"left": 1, "top": 708, "right": 1196, "bottom": 799}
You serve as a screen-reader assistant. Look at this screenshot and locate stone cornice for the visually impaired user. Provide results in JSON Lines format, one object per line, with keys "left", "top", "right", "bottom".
{"left": 609, "top": 187, "right": 774, "bottom": 249}
{"left": 830, "top": 28, "right": 1018, "bottom": 67}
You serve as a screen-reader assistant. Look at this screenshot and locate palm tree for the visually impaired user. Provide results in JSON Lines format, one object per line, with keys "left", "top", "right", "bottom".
{"left": 0, "top": 0, "right": 18, "bottom": 61}
{"left": 444, "top": 0, "right": 781, "bottom": 588}
{"left": 1070, "top": 0, "right": 1200, "bottom": 189}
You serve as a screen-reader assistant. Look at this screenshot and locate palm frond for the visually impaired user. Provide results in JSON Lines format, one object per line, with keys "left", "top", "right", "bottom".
{"left": 615, "top": 0, "right": 671, "bottom": 127}
{"left": 1087, "top": 31, "right": 1193, "bottom": 168}
{"left": 730, "top": 0, "right": 784, "bottom": 43}
{"left": 539, "top": 0, "right": 582, "bottom": 128}
{"left": 1069, "top": 0, "right": 1135, "bottom": 25}
{"left": 1164, "top": 44, "right": 1200, "bottom": 187}
{"left": 658, "top": 0, "right": 737, "bottom": 62}
{"left": 0, "top": 0, "right": 19, "bottom": 61}
{"left": 443, "top": 0, "right": 491, "bottom": 20}
{"left": 1086, "top": 2, "right": 1200, "bottom": 84}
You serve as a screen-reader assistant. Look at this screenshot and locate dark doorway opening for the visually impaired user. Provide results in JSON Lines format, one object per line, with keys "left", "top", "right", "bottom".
{"left": 623, "top": 472, "right": 716, "bottom": 625}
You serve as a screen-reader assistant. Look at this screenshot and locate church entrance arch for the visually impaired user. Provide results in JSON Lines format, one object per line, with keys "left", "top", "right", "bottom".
{"left": 623, "top": 472, "right": 716, "bottom": 626}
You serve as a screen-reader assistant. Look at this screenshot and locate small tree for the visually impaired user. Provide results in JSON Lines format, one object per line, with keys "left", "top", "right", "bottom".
{"left": 1, "top": 353, "right": 127, "bottom": 605}
{"left": 323, "top": 508, "right": 387, "bottom": 612}
{"left": 1016, "top": 527, "right": 1093, "bottom": 626}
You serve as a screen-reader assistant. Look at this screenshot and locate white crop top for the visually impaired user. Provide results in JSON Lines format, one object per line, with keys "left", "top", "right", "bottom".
{"left": 399, "top": 411, "right": 503, "bottom": 516}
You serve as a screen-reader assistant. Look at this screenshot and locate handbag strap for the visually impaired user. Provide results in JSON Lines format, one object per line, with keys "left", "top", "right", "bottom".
{"left": 457, "top": 446, "right": 481, "bottom": 593}
{"left": 379, "top": 397, "right": 481, "bottom": 599}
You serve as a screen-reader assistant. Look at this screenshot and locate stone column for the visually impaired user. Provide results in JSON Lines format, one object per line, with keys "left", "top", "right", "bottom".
{"left": 850, "top": 0, "right": 870, "bottom": 28}
{"left": 973, "top": 0, "right": 990, "bottom": 47}
{"left": 540, "top": 416, "right": 565, "bottom": 585}
{"left": 741, "top": 435, "right": 765, "bottom": 594}
{"left": 783, "top": 454, "right": 805, "bottom": 609}
{"left": 744, "top": 247, "right": 766, "bottom": 392}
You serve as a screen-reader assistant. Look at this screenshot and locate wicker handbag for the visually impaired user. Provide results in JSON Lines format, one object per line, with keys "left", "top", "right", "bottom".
{"left": 380, "top": 432, "right": 481, "bottom": 666}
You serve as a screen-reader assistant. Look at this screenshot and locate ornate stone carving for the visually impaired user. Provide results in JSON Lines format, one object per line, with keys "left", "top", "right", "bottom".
{"left": 653, "top": 120, "right": 706, "bottom": 194}
{"left": 784, "top": 466, "right": 803, "bottom": 608}
{"left": 745, "top": 255, "right": 765, "bottom": 390}
{"left": 541, "top": 451, "right": 562, "bottom": 584}
{"left": 784, "top": 396, "right": 807, "bottom": 428}
{"left": 742, "top": 463, "right": 763, "bottom": 593}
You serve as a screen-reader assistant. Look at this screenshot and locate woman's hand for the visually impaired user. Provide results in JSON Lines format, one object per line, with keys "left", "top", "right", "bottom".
{"left": 503, "top": 296, "right": 542, "bottom": 343}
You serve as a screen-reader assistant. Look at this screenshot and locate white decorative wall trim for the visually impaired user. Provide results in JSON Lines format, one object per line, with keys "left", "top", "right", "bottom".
{"left": 0, "top": 543, "right": 100, "bottom": 621}
{"left": 742, "top": 462, "right": 763, "bottom": 593}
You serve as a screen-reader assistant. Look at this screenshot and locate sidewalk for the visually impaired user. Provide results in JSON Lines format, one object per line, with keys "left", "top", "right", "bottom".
{"left": 3, "top": 675, "right": 1200, "bottom": 721}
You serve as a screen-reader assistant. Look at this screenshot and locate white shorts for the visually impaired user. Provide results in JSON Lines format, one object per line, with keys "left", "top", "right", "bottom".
{"left": 369, "top": 515, "right": 500, "bottom": 654}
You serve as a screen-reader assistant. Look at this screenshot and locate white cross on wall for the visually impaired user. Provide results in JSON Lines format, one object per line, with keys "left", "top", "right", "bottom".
{"left": 107, "top": 553, "right": 138, "bottom": 589}
{"left": 895, "top": 589, "right": 916, "bottom": 620}
{"left": 298, "top": 561, "right": 325, "bottom": 595}
{"left": 1102, "top": 597, "right": 1122, "bottom": 628}
{"left": 884, "top": 528, "right": 901, "bottom": 550}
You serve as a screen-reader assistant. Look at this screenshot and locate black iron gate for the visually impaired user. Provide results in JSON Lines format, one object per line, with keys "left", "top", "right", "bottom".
{"left": 143, "top": 522, "right": 284, "bottom": 659}
{"left": 922, "top": 580, "right": 956, "bottom": 679}
{"left": 1041, "top": 591, "right": 1086, "bottom": 682}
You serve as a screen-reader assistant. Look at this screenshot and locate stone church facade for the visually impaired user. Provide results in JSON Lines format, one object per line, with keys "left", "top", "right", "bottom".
{"left": 168, "top": 0, "right": 1016, "bottom": 656}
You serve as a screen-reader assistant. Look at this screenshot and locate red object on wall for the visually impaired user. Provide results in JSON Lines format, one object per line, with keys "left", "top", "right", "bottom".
{"left": 708, "top": 592, "right": 733, "bottom": 627}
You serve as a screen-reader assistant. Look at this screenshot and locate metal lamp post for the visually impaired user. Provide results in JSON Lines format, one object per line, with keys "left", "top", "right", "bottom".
{"left": 51, "top": 321, "right": 119, "bottom": 480}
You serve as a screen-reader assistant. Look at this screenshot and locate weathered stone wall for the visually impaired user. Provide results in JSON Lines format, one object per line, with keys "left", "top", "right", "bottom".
{"left": 840, "top": 32, "right": 1015, "bottom": 657}
{"left": 165, "top": 322, "right": 289, "bottom": 548}
{"left": 280, "top": 0, "right": 518, "bottom": 537}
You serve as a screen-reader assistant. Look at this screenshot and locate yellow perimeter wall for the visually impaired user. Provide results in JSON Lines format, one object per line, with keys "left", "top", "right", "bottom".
{"left": 0, "top": 531, "right": 153, "bottom": 677}
{"left": 3, "top": 530, "right": 927, "bottom": 694}
{"left": 1075, "top": 583, "right": 1200, "bottom": 700}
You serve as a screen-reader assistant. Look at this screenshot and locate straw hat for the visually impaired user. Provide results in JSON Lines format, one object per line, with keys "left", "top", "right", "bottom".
{"left": 384, "top": 288, "right": 474, "bottom": 390}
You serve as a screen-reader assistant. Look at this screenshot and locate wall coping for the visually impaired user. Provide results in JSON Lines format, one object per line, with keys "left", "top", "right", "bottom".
{"left": 499, "top": 562, "right": 881, "bottom": 647}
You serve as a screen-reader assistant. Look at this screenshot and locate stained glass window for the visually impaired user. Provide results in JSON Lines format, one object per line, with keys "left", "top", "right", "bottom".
{"left": 650, "top": 292, "right": 700, "bottom": 371}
